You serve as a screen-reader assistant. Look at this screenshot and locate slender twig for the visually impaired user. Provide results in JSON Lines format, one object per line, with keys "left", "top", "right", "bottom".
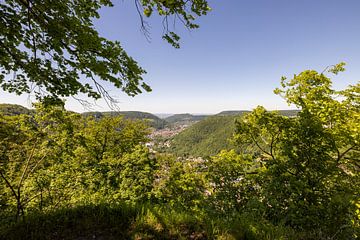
{"left": 134, "top": 0, "right": 151, "bottom": 41}
{"left": 337, "top": 145, "right": 356, "bottom": 162}
{"left": 19, "top": 139, "right": 38, "bottom": 189}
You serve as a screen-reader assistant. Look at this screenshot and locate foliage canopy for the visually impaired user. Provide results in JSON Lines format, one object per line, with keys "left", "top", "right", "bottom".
{"left": 0, "top": 63, "right": 359, "bottom": 239}
{"left": 0, "top": 0, "right": 210, "bottom": 105}
{"left": 233, "top": 63, "right": 359, "bottom": 236}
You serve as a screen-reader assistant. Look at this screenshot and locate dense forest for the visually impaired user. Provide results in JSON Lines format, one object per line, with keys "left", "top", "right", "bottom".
{"left": 81, "top": 111, "right": 167, "bottom": 130}
{"left": 169, "top": 115, "right": 241, "bottom": 157}
{"left": 1, "top": 65, "right": 359, "bottom": 239}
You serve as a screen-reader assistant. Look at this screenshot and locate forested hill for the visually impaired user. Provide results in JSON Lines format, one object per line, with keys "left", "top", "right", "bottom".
{"left": 82, "top": 111, "right": 167, "bottom": 129}
{"left": 169, "top": 115, "right": 244, "bottom": 157}
{"left": 217, "top": 110, "right": 299, "bottom": 116}
{"left": 216, "top": 110, "right": 250, "bottom": 116}
{"left": 0, "top": 104, "right": 35, "bottom": 116}
{"left": 169, "top": 109, "right": 300, "bottom": 157}
{"left": 0, "top": 104, "right": 299, "bottom": 131}
{"left": 0, "top": 104, "right": 166, "bottom": 129}
{"left": 165, "top": 113, "right": 208, "bottom": 124}
{"left": 163, "top": 110, "right": 299, "bottom": 126}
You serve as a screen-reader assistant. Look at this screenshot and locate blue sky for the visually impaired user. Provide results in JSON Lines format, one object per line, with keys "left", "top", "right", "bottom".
{"left": 1, "top": 0, "right": 360, "bottom": 113}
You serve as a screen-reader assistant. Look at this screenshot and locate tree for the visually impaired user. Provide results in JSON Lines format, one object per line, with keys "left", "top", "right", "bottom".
{"left": 0, "top": 104, "right": 156, "bottom": 219}
{"left": 0, "top": 104, "right": 79, "bottom": 221}
{"left": 114, "top": 145, "right": 156, "bottom": 203}
{"left": 153, "top": 154, "right": 206, "bottom": 211}
{"left": 0, "top": 0, "right": 210, "bottom": 105}
{"left": 71, "top": 115, "right": 152, "bottom": 204}
{"left": 206, "top": 150, "right": 256, "bottom": 215}
{"left": 234, "top": 63, "right": 359, "bottom": 238}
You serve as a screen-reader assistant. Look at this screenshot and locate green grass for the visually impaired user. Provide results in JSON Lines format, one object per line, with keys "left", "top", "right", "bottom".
{"left": 0, "top": 203, "right": 343, "bottom": 240}
{"left": 1, "top": 204, "right": 137, "bottom": 240}
{"left": 1, "top": 204, "right": 210, "bottom": 240}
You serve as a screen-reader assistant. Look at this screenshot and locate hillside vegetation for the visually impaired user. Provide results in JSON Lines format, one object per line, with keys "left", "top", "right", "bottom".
{"left": 170, "top": 110, "right": 300, "bottom": 157}
{"left": 165, "top": 113, "right": 208, "bottom": 124}
{"left": 170, "top": 115, "right": 243, "bottom": 157}
{"left": 0, "top": 104, "right": 35, "bottom": 116}
{"left": 0, "top": 65, "right": 359, "bottom": 240}
{"left": 82, "top": 111, "right": 167, "bottom": 129}
{"left": 217, "top": 110, "right": 299, "bottom": 117}
{"left": 216, "top": 110, "right": 250, "bottom": 116}
{"left": 0, "top": 105, "right": 166, "bottom": 129}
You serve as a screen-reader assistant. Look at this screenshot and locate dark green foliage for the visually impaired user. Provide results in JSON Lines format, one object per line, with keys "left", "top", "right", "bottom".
{"left": 0, "top": 203, "right": 209, "bottom": 240}
{"left": 152, "top": 154, "right": 206, "bottom": 212}
{"left": 0, "top": 104, "right": 167, "bottom": 129}
{"left": 205, "top": 150, "right": 257, "bottom": 215}
{"left": 0, "top": 103, "right": 34, "bottom": 116}
{"left": 165, "top": 113, "right": 208, "bottom": 124}
{"left": 0, "top": 0, "right": 210, "bottom": 104}
{"left": 0, "top": 0, "right": 147, "bottom": 104}
{"left": 2, "top": 204, "right": 205, "bottom": 240}
{"left": 0, "top": 204, "right": 138, "bottom": 240}
{"left": 170, "top": 115, "right": 244, "bottom": 157}
{"left": 82, "top": 110, "right": 167, "bottom": 129}
{"left": 0, "top": 203, "right": 329, "bottom": 240}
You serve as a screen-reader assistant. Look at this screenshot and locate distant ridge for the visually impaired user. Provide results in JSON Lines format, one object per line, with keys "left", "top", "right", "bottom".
{"left": 0, "top": 104, "right": 34, "bottom": 116}
{"left": 217, "top": 110, "right": 299, "bottom": 117}
{"left": 0, "top": 104, "right": 167, "bottom": 129}
{"left": 216, "top": 110, "right": 251, "bottom": 116}
{"left": 82, "top": 111, "right": 167, "bottom": 129}
{"left": 0, "top": 103, "right": 299, "bottom": 128}
{"left": 155, "top": 113, "right": 173, "bottom": 119}
{"left": 165, "top": 113, "right": 208, "bottom": 124}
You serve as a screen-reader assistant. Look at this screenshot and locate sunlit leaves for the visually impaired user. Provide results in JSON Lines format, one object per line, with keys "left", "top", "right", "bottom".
{"left": 0, "top": 0, "right": 210, "bottom": 104}
{"left": 234, "top": 64, "right": 359, "bottom": 236}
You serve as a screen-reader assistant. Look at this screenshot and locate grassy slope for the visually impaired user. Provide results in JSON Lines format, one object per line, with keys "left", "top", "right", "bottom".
{"left": 0, "top": 204, "right": 303, "bottom": 240}
{"left": 0, "top": 204, "right": 209, "bottom": 240}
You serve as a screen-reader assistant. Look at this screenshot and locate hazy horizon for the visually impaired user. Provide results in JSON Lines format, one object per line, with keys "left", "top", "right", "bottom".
{"left": 0, "top": 101, "right": 299, "bottom": 116}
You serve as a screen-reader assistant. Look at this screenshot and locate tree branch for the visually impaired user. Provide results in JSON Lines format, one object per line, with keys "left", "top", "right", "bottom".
{"left": 0, "top": 170, "right": 18, "bottom": 200}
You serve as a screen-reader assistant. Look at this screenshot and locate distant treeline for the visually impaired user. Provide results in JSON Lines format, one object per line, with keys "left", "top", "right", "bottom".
{"left": 0, "top": 104, "right": 299, "bottom": 131}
